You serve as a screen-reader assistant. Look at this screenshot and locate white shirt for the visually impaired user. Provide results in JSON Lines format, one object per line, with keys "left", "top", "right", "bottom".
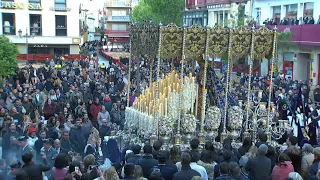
{"left": 190, "top": 162, "right": 208, "bottom": 180}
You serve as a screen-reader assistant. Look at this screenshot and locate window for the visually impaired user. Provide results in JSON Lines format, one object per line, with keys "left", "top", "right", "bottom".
{"left": 112, "top": 0, "right": 125, "bottom": 6}
{"left": 285, "top": 4, "right": 297, "bottom": 19}
{"left": 111, "top": 24, "right": 127, "bottom": 30}
{"left": 112, "top": 10, "right": 127, "bottom": 16}
{"left": 30, "top": 14, "right": 41, "bottom": 36}
{"left": 55, "top": 0, "right": 66, "bottom": 9}
{"left": 272, "top": 6, "right": 281, "bottom": 24}
{"left": 304, "top": 2, "right": 314, "bottom": 16}
{"left": 2, "top": 13, "right": 15, "bottom": 35}
{"left": 55, "top": 15, "right": 67, "bottom": 36}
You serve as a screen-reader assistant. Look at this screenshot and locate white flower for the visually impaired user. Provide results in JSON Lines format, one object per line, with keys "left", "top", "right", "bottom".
{"left": 182, "top": 114, "right": 198, "bottom": 134}
{"left": 205, "top": 106, "right": 221, "bottom": 131}
{"left": 159, "top": 116, "right": 175, "bottom": 136}
{"left": 228, "top": 106, "right": 243, "bottom": 130}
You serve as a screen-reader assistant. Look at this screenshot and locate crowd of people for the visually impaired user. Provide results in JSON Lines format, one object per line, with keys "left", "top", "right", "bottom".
{"left": 1, "top": 38, "right": 320, "bottom": 180}
{"left": 262, "top": 13, "right": 320, "bottom": 25}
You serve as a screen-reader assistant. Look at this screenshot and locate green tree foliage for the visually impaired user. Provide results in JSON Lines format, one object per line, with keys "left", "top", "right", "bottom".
{"left": 0, "top": 35, "right": 18, "bottom": 77}
{"left": 131, "top": 0, "right": 185, "bottom": 26}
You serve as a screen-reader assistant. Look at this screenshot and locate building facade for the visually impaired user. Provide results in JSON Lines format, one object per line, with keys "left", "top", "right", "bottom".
{"left": 0, "top": 0, "right": 81, "bottom": 61}
{"left": 104, "top": 0, "right": 131, "bottom": 45}
{"left": 183, "top": 0, "right": 252, "bottom": 27}
{"left": 253, "top": 0, "right": 320, "bottom": 85}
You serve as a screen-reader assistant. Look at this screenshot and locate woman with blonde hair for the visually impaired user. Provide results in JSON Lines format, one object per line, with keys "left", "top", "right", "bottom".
{"left": 246, "top": 146, "right": 258, "bottom": 158}
{"left": 103, "top": 166, "right": 119, "bottom": 180}
{"left": 134, "top": 165, "right": 147, "bottom": 180}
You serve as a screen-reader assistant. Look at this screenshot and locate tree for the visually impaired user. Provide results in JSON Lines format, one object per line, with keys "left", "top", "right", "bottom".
{"left": 131, "top": 0, "right": 185, "bottom": 26}
{"left": 276, "top": 31, "right": 296, "bottom": 70}
{"left": 0, "top": 35, "right": 18, "bottom": 77}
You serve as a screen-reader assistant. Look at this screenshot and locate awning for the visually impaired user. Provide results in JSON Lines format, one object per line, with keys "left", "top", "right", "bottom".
{"left": 107, "top": 37, "right": 129, "bottom": 43}
{"left": 107, "top": 34, "right": 130, "bottom": 38}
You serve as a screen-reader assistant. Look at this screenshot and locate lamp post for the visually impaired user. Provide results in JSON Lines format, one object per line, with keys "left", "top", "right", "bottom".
{"left": 18, "top": 27, "right": 35, "bottom": 61}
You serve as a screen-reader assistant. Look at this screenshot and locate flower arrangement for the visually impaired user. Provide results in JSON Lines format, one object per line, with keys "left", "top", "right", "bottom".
{"left": 181, "top": 114, "right": 198, "bottom": 134}
{"left": 228, "top": 106, "right": 243, "bottom": 130}
{"left": 205, "top": 106, "right": 221, "bottom": 131}
{"left": 168, "top": 92, "right": 179, "bottom": 119}
{"left": 159, "top": 116, "right": 175, "bottom": 136}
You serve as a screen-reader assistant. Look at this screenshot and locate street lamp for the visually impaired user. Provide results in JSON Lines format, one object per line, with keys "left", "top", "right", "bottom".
{"left": 18, "top": 27, "right": 35, "bottom": 61}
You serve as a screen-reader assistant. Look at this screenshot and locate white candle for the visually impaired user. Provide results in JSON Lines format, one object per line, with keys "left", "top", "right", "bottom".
{"left": 165, "top": 98, "right": 168, "bottom": 116}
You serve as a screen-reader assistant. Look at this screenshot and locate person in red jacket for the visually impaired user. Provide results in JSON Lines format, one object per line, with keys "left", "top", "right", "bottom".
{"left": 90, "top": 98, "right": 101, "bottom": 128}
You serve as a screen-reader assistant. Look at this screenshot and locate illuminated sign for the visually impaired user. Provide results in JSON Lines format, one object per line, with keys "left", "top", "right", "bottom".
{"left": 0, "top": 1, "right": 42, "bottom": 10}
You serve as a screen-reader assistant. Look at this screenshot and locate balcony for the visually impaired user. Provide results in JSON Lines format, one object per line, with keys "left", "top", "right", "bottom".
{"left": 107, "top": 16, "right": 130, "bottom": 22}
{"left": 104, "top": 2, "right": 131, "bottom": 8}
{"left": 3, "top": 26, "right": 15, "bottom": 35}
{"left": 260, "top": 25, "right": 320, "bottom": 46}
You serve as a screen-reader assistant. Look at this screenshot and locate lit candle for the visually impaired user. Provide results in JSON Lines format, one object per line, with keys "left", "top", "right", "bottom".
{"left": 258, "top": 90, "right": 263, "bottom": 99}
{"left": 195, "top": 84, "right": 199, "bottom": 116}
{"left": 165, "top": 98, "right": 168, "bottom": 116}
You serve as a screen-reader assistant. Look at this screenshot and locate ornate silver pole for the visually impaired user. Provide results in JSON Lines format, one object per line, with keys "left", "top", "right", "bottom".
{"left": 221, "top": 29, "right": 232, "bottom": 141}
{"left": 244, "top": 25, "right": 255, "bottom": 139}
{"left": 127, "top": 24, "right": 133, "bottom": 107}
{"left": 151, "top": 23, "right": 162, "bottom": 143}
{"left": 266, "top": 26, "right": 277, "bottom": 142}
{"left": 199, "top": 28, "right": 209, "bottom": 144}
{"left": 175, "top": 27, "right": 186, "bottom": 145}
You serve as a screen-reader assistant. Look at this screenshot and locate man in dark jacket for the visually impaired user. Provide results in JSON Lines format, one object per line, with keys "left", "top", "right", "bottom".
{"left": 216, "top": 162, "right": 233, "bottom": 180}
{"left": 246, "top": 144, "right": 271, "bottom": 180}
{"left": 127, "top": 144, "right": 141, "bottom": 164}
{"left": 173, "top": 152, "right": 200, "bottom": 180}
{"left": 22, "top": 152, "right": 51, "bottom": 180}
{"left": 157, "top": 152, "right": 177, "bottom": 180}
{"left": 69, "top": 118, "right": 86, "bottom": 154}
{"left": 2, "top": 123, "right": 20, "bottom": 163}
{"left": 136, "top": 144, "right": 158, "bottom": 178}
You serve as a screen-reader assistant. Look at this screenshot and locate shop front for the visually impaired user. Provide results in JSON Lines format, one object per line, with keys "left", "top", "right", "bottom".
{"left": 17, "top": 44, "right": 80, "bottom": 61}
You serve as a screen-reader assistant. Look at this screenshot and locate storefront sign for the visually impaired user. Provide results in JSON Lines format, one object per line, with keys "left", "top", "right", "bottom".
{"left": 49, "top": 7, "right": 71, "bottom": 11}
{"left": 33, "top": 45, "right": 48, "bottom": 48}
{"left": 0, "top": 1, "right": 42, "bottom": 10}
{"left": 299, "top": 47, "right": 312, "bottom": 52}
{"left": 207, "top": 4, "right": 230, "bottom": 9}
{"left": 72, "top": 38, "right": 81, "bottom": 44}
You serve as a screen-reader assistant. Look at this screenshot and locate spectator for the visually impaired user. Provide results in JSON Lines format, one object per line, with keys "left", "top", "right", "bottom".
{"left": 153, "top": 140, "right": 162, "bottom": 160}
{"left": 52, "top": 153, "right": 69, "bottom": 180}
{"left": 97, "top": 105, "right": 110, "bottom": 127}
{"left": 229, "top": 161, "right": 243, "bottom": 180}
{"left": 238, "top": 137, "right": 252, "bottom": 156}
{"left": 198, "top": 150, "right": 216, "bottom": 180}
{"left": 285, "top": 136, "right": 301, "bottom": 173}
{"left": 102, "top": 166, "right": 120, "bottom": 180}
{"left": 157, "top": 151, "right": 177, "bottom": 180}
{"left": 127, "top": 144, "right": 142, "bottom": 164}
{"left": 215, "top": 162, "right": 233, "bottom": 180}
{"left": 308, "top": 16, "right": 315, "bottom": 24}
{"left": 103, "top": 139, "right": 120, "bottom": 164}
{"left": 270, "top": 153, "right": 294, "bottom": 180}
{"left": 123, "top": 163, "right": 136, "bottom": 180}
{"left": 308, "top": 147, "right": 320, "bottom": 177}
{"left": 173, "top": 152, "right": 200, "bottom": 180}
{"left": 317, "top": 15, "right": 320, "bottom": 24}
{"left": 301, "top": 143, "right": 314, "bottom": 179}
{"left": 136, "top": 144, "right": 158, "bottom": 178}
{"left": 22, "top": 152, "right": 51, "bottom": 180}
{"left": 246, "top": 144, "right": 271, "bottom": 180}
{"left": 134, "top": 165, "right": 147, "bottom": 180}
{"left": 69, "top": 118, "right": 86, "bottom": 154}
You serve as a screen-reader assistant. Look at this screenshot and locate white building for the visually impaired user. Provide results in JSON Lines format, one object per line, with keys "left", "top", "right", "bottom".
{"left": 252, "top": 0, "right": 320, "bottom": 26}
{"left": 253, "top": 0, "right": 320, "bottom": 85}
{"left": 207, "top": 1, "right": 252, "bottom": 27}
{"left": 0, "top": 0, "right": 81, "bottom": 60}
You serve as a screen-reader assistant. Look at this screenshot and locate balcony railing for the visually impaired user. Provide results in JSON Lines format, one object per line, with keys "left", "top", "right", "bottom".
{"left": 30, "top": 27, "right": 41, "bottom": 36}
{"left": 107, "top": 16, "right": 130, "bottom": 21}
{"left": 3, "top": 26, "right": 15, "bottom": 35}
